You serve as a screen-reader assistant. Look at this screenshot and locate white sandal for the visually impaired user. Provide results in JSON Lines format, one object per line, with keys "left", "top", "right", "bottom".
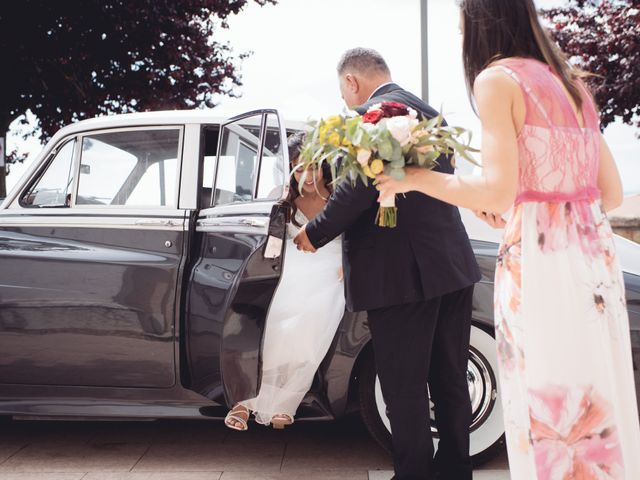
{"left": 225, "top": 404, "right": 250, "bottom": 431}
{"left": 271, "top": 413, "right": 294, "bottom": 430}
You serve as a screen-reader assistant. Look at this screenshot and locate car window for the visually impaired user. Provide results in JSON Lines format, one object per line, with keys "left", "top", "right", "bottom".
{"left": 214, "top": 117, "right": 261, "bottom": 206}
{"left": 20, "top": 139, "right": 76, "bottom": 208}
{"left": 256, "top": 113, "right": 286, "bottom": 200}
{"left": 76, "top": 128, "right": 181, "bottom": 207}
{"left": 214, "top": 113, "right": 286, "bottom": 206}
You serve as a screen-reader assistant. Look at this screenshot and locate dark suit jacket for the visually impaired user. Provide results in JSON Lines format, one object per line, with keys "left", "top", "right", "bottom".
{"left": 305, "top": 83, "right": 481, "bottom": 312}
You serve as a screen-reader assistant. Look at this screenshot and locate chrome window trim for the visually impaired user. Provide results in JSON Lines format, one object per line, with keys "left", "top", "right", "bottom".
{"left": 273, "top": 110, "right": 290, "bottom": 201}
{"left": 199, "top": 200, "right": 275, "bottom": 219}
{"left": 0, "top": 208, "right": 187, "bottom": 231}
{"left": 213, "top": 113, "right": 262, "bottom": 208}
{"left": 73, "top": 125, "right": 185, "bottom": 209}
{"left": 13, "top": 136, "right": 79, "bottom": 209}
{"left": 178, "top": 124, "right": 202, "bottom": 210}
{"left": 212, "top": 109, "right": 289, "bottom": 208}
{"left": 68, "top": 136, "right": 83, "bottom": 208}
{"left": 252, "top": 113, "right": 268, "bottom": 199}
{"left": 253, "top": 112, "right": 287, "bottom": 202}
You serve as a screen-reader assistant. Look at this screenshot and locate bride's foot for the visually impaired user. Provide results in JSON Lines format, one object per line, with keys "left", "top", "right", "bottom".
{"left": 225, "top": 404, "right": 250, "bottom": 431}
{"left": 271, "top": 413, "right": 294, "bottom": 430}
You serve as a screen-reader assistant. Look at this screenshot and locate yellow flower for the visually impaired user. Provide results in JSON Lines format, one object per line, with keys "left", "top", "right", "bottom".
{"left": 318, "top": 125, "right": 328, "bottom": 143}
{"left": 362, "top": 164, "right": 375, "bottom": 178}
{"left": 327, "top": 132, "right": 341, "bottom": 147}
{"left": 370, "top": 159, "right": 384, "bottom": 175}
{"left": 324, "top": 115, "right": 342, "bottom": 129}
{"left": 341, "top": 136, "right": 352, "bottom": 148}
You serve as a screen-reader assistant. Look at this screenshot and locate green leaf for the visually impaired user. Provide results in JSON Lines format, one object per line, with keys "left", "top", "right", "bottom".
{"left": 390, "top": 167, "right": 405, "bottom": 181}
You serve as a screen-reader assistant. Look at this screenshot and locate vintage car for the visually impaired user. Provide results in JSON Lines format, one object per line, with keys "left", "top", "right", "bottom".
{"left": 0, "top": 109, "right": 638, "bottom": 465}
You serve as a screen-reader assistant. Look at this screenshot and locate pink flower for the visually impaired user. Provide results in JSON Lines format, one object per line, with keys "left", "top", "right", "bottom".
{"left": 528, "top": 385, "right": 624, "bottom": 479}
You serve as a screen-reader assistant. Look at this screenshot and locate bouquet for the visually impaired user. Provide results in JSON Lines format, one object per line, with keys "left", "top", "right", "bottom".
{"left": 298, "top": 101, "right": 477, "bottom": 227}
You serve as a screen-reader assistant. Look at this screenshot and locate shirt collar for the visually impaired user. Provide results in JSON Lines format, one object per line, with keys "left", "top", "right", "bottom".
{"left": 367, "top": 82, "right": 396, "bottom": 101}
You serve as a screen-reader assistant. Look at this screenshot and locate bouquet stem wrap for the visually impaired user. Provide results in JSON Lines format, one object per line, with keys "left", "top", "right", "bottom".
{"left": 376, "top": 194, "right": 397, "bottom": 228}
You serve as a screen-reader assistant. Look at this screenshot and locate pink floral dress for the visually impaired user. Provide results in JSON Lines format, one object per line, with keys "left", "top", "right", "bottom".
{"left": 492, "top": 58, "right": 640, "bottom": 479}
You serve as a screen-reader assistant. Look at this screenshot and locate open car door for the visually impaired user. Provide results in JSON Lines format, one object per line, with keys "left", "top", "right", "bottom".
{"left": 186, "top": 110, "right": 290, "bottom": 407}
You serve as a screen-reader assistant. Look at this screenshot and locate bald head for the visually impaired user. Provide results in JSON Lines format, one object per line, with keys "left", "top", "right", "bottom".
{"left": 337, "top": 47, "right": 391, "bottom": 77}
{"left": 337, "top": 48, "right": 393, "bottom": 108}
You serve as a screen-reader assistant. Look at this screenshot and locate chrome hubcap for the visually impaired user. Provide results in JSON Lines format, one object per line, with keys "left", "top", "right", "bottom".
{"left": 374, "top": 346, "right": 497, "bottom": 436}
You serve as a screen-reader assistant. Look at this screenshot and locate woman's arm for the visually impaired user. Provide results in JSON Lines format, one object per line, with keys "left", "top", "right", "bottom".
{"left": 377, "top": 68, "right": 520, "bottom": 214}
{"left": 597, "top": 135, "right": 623, "bottom": 212}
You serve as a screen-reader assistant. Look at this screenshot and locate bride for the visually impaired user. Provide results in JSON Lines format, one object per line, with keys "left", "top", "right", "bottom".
{"left": 224, "top": 131, "right": 346, "bottom": 430}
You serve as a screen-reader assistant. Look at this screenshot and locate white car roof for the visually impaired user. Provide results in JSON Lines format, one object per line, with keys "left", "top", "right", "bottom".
{"left": 54, "top": 109, "right": 305, "bottom": 138}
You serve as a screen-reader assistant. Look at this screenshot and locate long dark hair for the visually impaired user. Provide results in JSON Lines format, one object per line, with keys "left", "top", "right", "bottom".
{"left": 286, "top": 131, "right": 333, "bottom": 227}
{"left": 460, "top": 0, "right": 585, "bottom": 110}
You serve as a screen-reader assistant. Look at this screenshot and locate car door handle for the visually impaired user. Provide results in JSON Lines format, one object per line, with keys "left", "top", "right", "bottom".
{"left": 134, "top": 219, "right": 179, "bottom": 227}
{"left": 241, "top": 218, "right": 267, "bottom": 228}
{"left": 198, "top": 218, "right": 267, "bottom": 228}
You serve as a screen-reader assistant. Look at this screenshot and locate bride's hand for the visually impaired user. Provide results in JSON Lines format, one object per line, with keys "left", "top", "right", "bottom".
{"left": 375, "top": 167, "right": 424, "bottom": 203}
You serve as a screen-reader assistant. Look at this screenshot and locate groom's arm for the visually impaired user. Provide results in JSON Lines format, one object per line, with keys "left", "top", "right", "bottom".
{"left": 305, "top": 179, "right": 378, "bottom": 249}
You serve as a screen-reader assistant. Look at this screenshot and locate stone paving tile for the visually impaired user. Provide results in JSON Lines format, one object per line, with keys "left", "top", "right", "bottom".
{"left": 277, "top": 417, "right": 392, "bottom": 472}
{"left": 83, "top": 472, "right": 223, "bottom": 480}
{"left": 0, "top": 421, "right": 95, "bottom": 446}
{"left": 0, "top": 444, "right": 27, "bottom": 464}
{"left": 221, "top": 471, "right": 368, "bottom": 480}
{"left": 89, "top": 420, "right": 227, "bottom": 446}
{"left": 133, "top": 441, "right": 284, "bottom": 473}
{"left": 282, "top": 437, "right": 391, "bottom": 471}
{"left": 0, "top": 441, "right": 149, "bottom": 473}
{"left": 0, "top": 474, "right": 85, "bottom": 480}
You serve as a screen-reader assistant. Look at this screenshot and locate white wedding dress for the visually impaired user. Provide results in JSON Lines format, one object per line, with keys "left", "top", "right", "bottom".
{"left": 241, "top": 209, "right": 346, "bottom": 425}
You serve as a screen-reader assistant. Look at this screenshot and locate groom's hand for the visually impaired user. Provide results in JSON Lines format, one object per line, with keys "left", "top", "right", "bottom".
{"left": 293, "top": 225, "right": 317, "bottom": 253}
{"left": 473, "top": 210, "right": 507, "bottom": 229}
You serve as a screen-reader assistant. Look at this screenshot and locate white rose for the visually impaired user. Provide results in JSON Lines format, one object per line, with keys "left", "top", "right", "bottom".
{"left": 386, "top": 116, "right": 419, "bottom": 146}
{"left": 367, "top": 103, "right": 382, "bottom": 113}
{"left": 408, "top": 108, "right": 418, "bottom": 119}
{"left": 356, "top": 148, "right": 372, "bottom": 166}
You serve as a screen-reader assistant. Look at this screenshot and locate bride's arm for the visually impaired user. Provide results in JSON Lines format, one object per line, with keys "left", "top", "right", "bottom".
{"left": 377, "top": 69, "right": 519, "bottom": 215}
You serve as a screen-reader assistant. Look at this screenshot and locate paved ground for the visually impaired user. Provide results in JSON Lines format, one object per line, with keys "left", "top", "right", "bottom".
{"left": 0, "top": 416, "right": 509, "bottom": 479}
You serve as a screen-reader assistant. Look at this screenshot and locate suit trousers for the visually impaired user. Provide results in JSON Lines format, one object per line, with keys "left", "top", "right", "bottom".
{"left": 367, "top": 286, "right": 474, "bottom": 480}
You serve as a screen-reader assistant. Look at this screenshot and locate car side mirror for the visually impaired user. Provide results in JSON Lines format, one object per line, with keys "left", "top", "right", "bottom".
{"left": 80, "top": 165, "right": 91, "bottom": 175}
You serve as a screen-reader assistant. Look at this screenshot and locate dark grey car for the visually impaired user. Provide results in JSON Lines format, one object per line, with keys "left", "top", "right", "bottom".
{"left": 0, "top": 110, "right": 638, "bottom": 465}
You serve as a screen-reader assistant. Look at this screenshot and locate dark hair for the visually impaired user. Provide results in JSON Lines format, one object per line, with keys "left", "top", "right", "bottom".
{"left": 337, "top": 47, "right": 391, "bottom": 77}
{"left": 460, "top": 0, "right": 584, "bottom": 110}
{"left": 286, "top": 131, "right": 333, "bottom": 227}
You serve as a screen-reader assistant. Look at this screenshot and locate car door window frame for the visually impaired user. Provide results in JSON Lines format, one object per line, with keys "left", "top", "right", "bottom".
{"left": 211, "top": 110, "right": 288, "bottom": 209}
{"left": 17, "top": 136, "right": 81, "bottom": 209}
{"left": 71, "top": 125, "right": 185, "bottom": 210}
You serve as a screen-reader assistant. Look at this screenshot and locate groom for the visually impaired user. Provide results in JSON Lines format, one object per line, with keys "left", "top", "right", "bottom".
{"left": 294, "top": 48, "right": 481, "bottom": 480}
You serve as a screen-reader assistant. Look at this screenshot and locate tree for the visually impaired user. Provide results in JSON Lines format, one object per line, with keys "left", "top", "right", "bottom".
{"left": 542, "top": 0, "right": 640, "bottom": 131}
{"left": 0, "top": 0, "right": 276, "bottom": 197}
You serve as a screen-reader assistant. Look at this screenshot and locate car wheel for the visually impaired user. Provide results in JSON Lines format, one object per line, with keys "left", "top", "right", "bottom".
{"left": 358, "top": 324, "right": 505, "bottom": 466}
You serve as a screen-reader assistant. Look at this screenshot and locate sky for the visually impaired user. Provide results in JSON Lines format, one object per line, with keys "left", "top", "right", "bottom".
{"left": 6, "top": 0, "right": 640, "bottom": 196}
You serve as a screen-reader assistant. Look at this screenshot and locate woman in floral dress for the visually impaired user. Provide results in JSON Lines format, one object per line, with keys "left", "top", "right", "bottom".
{"left": 376, "top": 0, "right": 640, "bottom": 477}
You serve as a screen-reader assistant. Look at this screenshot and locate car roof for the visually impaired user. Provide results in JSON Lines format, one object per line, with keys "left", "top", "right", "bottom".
{"left": 54, "top": 110, "right": 305, "bottom": 138}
